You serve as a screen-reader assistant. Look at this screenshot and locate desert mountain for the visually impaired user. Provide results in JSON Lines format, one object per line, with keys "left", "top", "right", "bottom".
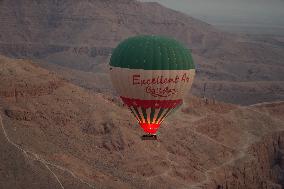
{"left": 0, "top": 0, "right": 283, "bottom": 105}
{"left": 1, "top": 55, "right": 284, "bottom": 188}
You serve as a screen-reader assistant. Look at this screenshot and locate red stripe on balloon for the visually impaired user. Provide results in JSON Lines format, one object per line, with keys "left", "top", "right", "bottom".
{"left": 120, "top": 96, "right": 183, "bottom": 109}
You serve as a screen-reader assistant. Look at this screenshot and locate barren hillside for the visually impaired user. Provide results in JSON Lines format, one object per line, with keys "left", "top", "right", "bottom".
{"left": 0, "top": 0, "right": 283, "bottom": 105}
{"left": 0, "top": 56, "right": 284, "bottom": 189}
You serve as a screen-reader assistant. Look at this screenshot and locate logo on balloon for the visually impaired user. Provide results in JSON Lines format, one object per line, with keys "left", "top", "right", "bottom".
{"left": 132, "top": 73, "right": 190, "bottom": 98}
{"left": 145, "top": 86, "right": 177, "bottom": 97}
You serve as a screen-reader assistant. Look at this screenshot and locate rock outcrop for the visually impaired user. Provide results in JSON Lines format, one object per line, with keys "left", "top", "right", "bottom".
{"left": 0, "top": 55, "right": 64, "bottom": 99}
{"left": 0, "top": 0, "right": 283, "bottom": 104}
{"left": 201, "top": 132, "right": 284, "bottom": 189}
{"left": 0, "top": 56, "right": 283, "bottom": 189}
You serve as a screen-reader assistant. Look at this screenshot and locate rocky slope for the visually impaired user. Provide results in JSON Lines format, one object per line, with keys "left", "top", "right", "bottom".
{"left": 0, "top": 0, "right": 283, "bottom": 105}
{"left": 0, "top": 56, "right": 284, "bottom": 188}
{"left": 0, "top": 0, "right": 222, "bottom": 60}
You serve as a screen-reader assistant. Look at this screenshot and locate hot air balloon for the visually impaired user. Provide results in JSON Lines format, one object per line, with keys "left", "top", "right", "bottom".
{"left": 109, "top": 35, "right": 195, "bottom": 140}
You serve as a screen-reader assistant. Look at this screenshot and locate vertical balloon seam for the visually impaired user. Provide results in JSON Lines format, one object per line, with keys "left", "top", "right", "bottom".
{"left": 115, "top": 41, "right": 130, "bottom": 98}
{"left": 150, "top": 107, "right": 156, "bottom": 123}
{"left": 137, "top": 108, "right": 144, "bottom": 124}
{"left": 155, "top": 108, "right": 165, "bottom": 124}
{"left": 147, "top": 36, "right": 155, "bottom": 127}
{"left": 157, "top": 42, "right": 166, "bottom": 126}
{"left": 133, "top": 106, "right": 143, "bottom": 123}
{"left": 164, "top": 45, "right": 172, "bottom": 122}
{"left": 129, "top": 106, "right": 140, "bottom": 122}
{"left": 141, "top": 107, "right": 148, "bottom": 124}
{"left": 152, "top": 107, "right": 161, "bottom": 124}
{"left": 145, "top": 107, "right": 151, "bottom": 124}
{"left": 181, "top": 47, "right": 191, "bottom": 107}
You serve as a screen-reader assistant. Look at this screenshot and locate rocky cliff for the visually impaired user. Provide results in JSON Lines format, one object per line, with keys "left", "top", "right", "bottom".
{"left": 0, "top": 56, "right": 64, "bottom": 99}
{"left": 0, "top": 56, "right": 283, "bottom": 189}
{"left": 0, "top": 0, "right": 283, "bottom": 105}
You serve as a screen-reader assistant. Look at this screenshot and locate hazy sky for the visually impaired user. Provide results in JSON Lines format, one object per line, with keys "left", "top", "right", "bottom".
{"left": 139, "top": 0, "right": 284, "bottom": 33}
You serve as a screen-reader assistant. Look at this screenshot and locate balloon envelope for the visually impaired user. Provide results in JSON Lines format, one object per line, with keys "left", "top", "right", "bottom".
{"left": 109, "top": 35, "right": 195, "bottom": 134}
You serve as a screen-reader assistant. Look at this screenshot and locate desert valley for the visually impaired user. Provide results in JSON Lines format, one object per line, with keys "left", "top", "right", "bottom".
{"left": 0, "top": 0, "right": 284, "bottom": 188}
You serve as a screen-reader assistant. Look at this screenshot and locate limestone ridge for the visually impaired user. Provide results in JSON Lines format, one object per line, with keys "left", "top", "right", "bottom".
{"left": 0, "top": 0, "right": 283, "bottom": 103}
{"left": 0, "top": 55, "right": 284, "bottom": 188}
{"left": 0, "top": 0, "right": 224, "bottom": 58}
{"left": 0, "top": 56, "right": 64, "bottom": 99}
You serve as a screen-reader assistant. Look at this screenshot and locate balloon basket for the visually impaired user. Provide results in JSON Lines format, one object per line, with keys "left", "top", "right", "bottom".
{"left": 141, "top": 134, "right": 157, "bottom": 140}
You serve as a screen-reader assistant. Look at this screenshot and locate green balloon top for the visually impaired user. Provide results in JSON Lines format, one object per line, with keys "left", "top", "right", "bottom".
{"left": 110, "top": 35, "right": 195, "bottom": 70}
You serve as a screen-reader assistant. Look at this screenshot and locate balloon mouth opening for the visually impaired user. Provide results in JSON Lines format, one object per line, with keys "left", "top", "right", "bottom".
{"left": 139, "top": 123, "right": 160, "bottom": 134}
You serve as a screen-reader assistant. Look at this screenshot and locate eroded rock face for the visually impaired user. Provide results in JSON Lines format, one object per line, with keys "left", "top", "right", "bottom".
{"left": 0, "top": 0, "right": 284, "bottom": 105}
{"left": 201, "top": 132, "right": 284, "bottom": 189}
{"left": 0, "top": 11, "right": 284, "bottom": 189}
{"left": 0, "top": 43, "right": 113, "bottom": 59}
{"left": 0, "top": 56, "right": 64, "bottom": 99}
{"left": 0, "top": 80, "right": 64, "bottom": 98}
{"left": 4, "top": 108, "right": 33, "bottom": 121}
{"left": 0, "top": 0, "right": 218, "bottom": 58}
